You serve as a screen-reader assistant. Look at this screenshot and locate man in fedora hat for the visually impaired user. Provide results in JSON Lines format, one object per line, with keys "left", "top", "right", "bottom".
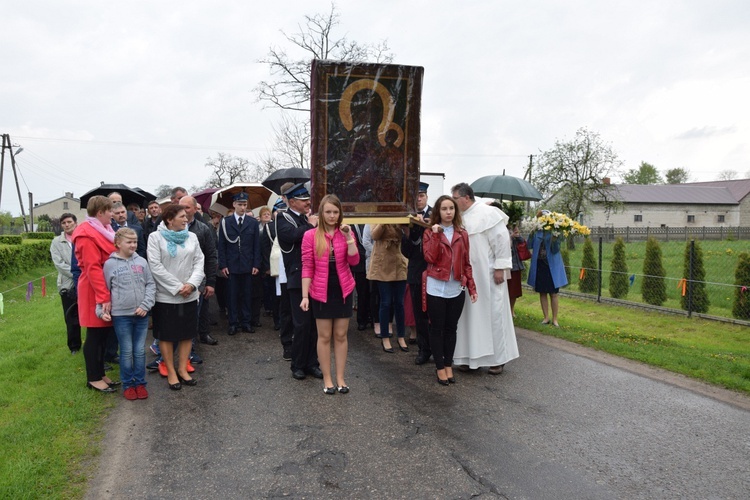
{"left": 218, "top": 191, "right": 261, "bottom": 335}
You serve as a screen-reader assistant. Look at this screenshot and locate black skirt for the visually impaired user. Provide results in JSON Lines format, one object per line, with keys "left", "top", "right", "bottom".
{"left": 533, "top": 259, "right": 560, "bottom": 294}
{"left": 310, "top": 260, "right": 353, "bottom": 319}
{"left": 152, "top": 300, "right": 198, "bottom": 342}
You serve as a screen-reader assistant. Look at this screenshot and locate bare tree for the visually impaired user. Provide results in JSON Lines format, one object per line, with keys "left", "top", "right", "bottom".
{"left": 155, "top": 184, "right": 173, "bottom": 198}
{"left": 716, "top": 169, "right": 738, "bottom": 181}
{"left": 535, "top": 127, "right": 623, "bottom": 220}
{"left": 255, "top": 3, "right": 393, "bottom": 112}
{"left": 204, "top": 153, "right": 252, "bottom": 187}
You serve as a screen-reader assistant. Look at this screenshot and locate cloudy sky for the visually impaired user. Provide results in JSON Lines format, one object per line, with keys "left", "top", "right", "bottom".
{"left": 2, "top": 0, "right": 749, "bottom": 215}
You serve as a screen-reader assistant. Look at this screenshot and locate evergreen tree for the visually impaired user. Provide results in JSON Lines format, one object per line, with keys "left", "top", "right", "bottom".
{"left": 579, "top": 237, "right": 598, "bottom": 293}
{"left": 609, "top": 237, "right": 629, "bottom": 298}
{"left": 642, "top": 237, "right": 667, "bottom": 305}
{"left": 680, "top": 240, "right": 709, "bottom": 313}
{"left": 561, "top": 247, "right": 571, "bottom": 284}
{"left": 732, "top": 252, "right": 750, "bottom": 320}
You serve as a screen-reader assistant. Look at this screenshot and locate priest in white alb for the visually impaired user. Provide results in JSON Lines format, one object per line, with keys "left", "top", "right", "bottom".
{"left": 450, "top": 182, "right": 519, "bottom": 374}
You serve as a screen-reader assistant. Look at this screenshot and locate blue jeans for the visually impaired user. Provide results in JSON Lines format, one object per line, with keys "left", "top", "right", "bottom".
{"left": 377, "top": 280, "right": 407, "bottom": 338}
{"left": 113, "top": 315, "right": 149, "bottom": 389}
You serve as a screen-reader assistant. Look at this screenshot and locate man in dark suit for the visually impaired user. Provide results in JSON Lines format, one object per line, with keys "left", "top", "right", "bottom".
{"left": 111, "top": 202, "right": 146, "bottom": 258}
{"left": 107, "top": 192, "right": 142, "bottom": 228}
{"left": 217, "top": 192, "right": 261, "bottom": 335}
{"left": 402, "top": 181, "right": 433, "bottom": 364}
{"left": 276, "top": 183, "right": 323, "bottom": 381}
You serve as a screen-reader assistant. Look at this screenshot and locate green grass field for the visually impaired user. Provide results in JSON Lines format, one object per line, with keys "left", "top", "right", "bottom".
{"left": 563, "top": 239, "right": 747, "bottom": 318}
{"left": 0, "top": 266, "right": 113, "bottom": 499}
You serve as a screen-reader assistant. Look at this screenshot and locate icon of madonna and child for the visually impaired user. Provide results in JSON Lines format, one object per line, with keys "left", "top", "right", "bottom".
{"left": 311, "top": 61, "right": 423, "bottom": 215}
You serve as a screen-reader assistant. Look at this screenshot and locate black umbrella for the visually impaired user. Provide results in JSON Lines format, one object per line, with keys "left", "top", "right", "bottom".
{"left": 79, "top": 183, "right": 146, "bottom": 209}
{"left": 132, "top": 187, "right": 157, "bottom": 203}
{"left": 262, "top": 167, "right": 311, "bottom": 195}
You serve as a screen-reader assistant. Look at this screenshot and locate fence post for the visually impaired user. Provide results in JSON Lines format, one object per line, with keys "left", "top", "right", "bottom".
{"left": 626, "top": 226, "right": 630, "bottom": 243}
{"left": 738, "top": 226, "right": 741, "bottom": 240}
{"left": 666, "top": 226, "right": 669, "bottom": 242}
{"left": 702, "top": 226, "right": 705, "bottom": 240}
{"left": 687, "top": 239, "right": 694, "bottom": 318}
{"left": 597, "top": 237, "right": 603, "bottom": 303}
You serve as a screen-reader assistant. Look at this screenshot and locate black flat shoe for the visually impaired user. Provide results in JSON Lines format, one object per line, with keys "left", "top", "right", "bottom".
{"left": 381, "top": 340, "right": 394, "bottom": 353}
{"left": 106, "top": 380, "right": 122, "bottom": 387}
{"left": 168, "top": 381, "right": 182, "bottom": 390}
{"left": 447, "top": 377, "right": 456, "bottom": 384}
{"left": 178, "top": 375, "right": 197, "bottom": 386}
{"left": 336, "top": 385, "right": 350, "bottom": 394}
{"left": 323, "top": 386, "right": 336, "bottom": 395}
{"left": 436, "top": 370, "right": 449, "bottom": 386}
{"left": 87, "top": 382, "right": 116, "bottom": 393}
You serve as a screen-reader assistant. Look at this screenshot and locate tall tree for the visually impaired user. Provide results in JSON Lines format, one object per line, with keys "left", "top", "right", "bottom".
{"left": 664, "top": 167, "right": 691, "bottom": 184}
{"left": 253, "top": 3, "right": 394, "bottom": 170}
{"left": 622, "top": 161, "right": 663, "bottom": 184}
{"left": 534, "top": 127, "right": 622, "bottom": 220}
{"left": 154, "top": 184, "right": 173, "bottom": 198}
{"left": 255, "top": 3, "right": 393, "bottom": 112}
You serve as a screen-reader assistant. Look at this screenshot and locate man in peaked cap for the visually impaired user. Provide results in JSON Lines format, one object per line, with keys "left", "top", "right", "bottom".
{"left": 402, "top": 181, "right": 433, "bottom": 364}
{"left": 217, "top": 191, "right": 261, "bottom": 335}
{"left": 276, "top": 182, "right": 323, "bottom": 380}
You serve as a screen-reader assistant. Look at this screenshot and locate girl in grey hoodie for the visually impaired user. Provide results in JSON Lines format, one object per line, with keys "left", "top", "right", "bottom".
{"left": 99, "top": 228, "right": 156, "bottom": 400}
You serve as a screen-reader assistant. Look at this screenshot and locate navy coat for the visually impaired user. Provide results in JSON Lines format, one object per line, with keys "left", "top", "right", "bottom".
{"left": 218, "top": 214, "right": 261, "bottom": 275}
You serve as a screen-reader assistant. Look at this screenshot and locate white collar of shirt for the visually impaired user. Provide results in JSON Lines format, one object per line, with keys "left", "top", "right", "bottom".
{"left": 235, "top": 213, "right": 245, "bottom": 223}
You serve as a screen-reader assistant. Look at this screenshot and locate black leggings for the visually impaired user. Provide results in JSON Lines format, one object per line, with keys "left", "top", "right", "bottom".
{"left": 427, "top": 292, "right": 466, "bottom": 370}
{"left": 83, "top": 326, "right": 113, "bottom": 382}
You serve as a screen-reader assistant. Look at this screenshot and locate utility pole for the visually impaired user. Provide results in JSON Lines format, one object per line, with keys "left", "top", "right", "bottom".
{"left": 0, "top": 133, "right": 29, "bottom": 232}
{"left": 28, "top": 192, "right": 34, "bottom": 232}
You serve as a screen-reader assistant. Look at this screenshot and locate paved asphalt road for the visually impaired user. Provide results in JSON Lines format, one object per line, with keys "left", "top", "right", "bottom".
{"left": 86, "top": 312, "right": 750, "bottom": 499}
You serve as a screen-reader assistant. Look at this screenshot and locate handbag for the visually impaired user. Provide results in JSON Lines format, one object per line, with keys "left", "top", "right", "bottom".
{"left": 516, "top": 240, "right": 531, "bottom": 261}
{"left": 268, "top": 223, "right": 281, "bottom": 277}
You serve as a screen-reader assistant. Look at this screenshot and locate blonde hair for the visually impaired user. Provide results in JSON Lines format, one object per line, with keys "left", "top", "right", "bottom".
{"left": 259, "top": 206, "right": 271, "bottom": 218}
{"left": 114, "top": 227, "right": 137, "bottom": 247}
{"left": 314, "top": 195, "right": 343, "bottom": 257}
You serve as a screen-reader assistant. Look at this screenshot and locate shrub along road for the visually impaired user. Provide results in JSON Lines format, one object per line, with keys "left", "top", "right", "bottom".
{"left": 86, "top": 316, "right": 750, "bottom": 498}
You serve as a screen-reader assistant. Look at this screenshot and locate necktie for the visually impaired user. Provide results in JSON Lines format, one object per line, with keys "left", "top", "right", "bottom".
{"left": 238, "top": 216, "right": 243, "bottom": 226}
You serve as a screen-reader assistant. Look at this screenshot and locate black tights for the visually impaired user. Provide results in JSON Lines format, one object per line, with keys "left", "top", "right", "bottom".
{"left": 426, "top": 292, "right": 466, "bottom": 370}
{"left": 83, "top": 326, "right": 112, "bottom": 382}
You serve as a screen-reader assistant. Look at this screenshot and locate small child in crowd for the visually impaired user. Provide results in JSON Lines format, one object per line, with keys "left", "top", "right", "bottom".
{"left": 98, "top": 228, "right": 156, "bottom": 400}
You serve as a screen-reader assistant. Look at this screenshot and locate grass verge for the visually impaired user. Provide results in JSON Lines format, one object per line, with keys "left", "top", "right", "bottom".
{"left": 0, "top": 265, "right": 114, "bottom": 499}
{"left": 514, "top": 291, "right": 750, "bottom": 394}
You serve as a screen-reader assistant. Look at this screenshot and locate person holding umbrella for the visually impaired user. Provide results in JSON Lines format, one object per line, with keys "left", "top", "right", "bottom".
{"left": 217, "top": 192, "right": 261, "bottom": 335}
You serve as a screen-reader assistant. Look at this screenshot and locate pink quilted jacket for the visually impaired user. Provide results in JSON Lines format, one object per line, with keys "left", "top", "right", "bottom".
{"left": 302, "top": 228, "right": 359, "bottom": 303}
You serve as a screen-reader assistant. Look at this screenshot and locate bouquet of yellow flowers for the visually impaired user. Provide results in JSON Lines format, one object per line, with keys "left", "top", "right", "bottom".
{"left": 523, "top": 211, "right": 590, "bottom": 238}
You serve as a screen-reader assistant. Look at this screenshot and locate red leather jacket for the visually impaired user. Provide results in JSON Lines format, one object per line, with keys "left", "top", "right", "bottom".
{"left": 421, "top": 225, "right": 476, "bottom": 311}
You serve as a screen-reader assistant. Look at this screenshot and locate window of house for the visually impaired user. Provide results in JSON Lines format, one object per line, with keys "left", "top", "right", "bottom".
{"left": 717, "top": 215, "right": 725, "bottom": 223}
{"left": 634, "top": 214, "right": 642, "bottom": 222}
{"left": 63, "top": 202, "right": 68, "bottom": 209}
{"left": 687, "top": 215, "right": 695, "bottom": 223}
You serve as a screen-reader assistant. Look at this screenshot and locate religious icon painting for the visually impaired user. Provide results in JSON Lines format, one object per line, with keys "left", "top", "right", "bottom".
{"left": 310, "top": 60, "right": 424, "bottom": 219}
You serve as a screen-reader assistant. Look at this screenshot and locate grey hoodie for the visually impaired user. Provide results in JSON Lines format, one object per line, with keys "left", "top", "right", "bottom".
{"left": 98, "top": 252, "right": 156, "bottom": 317}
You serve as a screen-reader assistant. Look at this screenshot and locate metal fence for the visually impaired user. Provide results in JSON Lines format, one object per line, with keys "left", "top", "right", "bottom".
{"left": 558, "top": 236, "right": 750, "bottom": 325}
{"left": 590, "top": 226, "right": 750, "bottom": 243}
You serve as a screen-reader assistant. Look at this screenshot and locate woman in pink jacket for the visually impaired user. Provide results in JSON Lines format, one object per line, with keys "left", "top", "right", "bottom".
{"left": 300, "top": 195, "right": 359, "bottom": 395}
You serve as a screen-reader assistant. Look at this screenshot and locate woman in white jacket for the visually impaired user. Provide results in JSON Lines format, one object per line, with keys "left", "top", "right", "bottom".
{"left": 147, "top": 204, "right": 205, "bottom": 390}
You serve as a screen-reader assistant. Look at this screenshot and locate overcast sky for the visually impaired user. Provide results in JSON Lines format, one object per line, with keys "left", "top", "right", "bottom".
{"left": 2, "top": 0, "right": 749, "bottom": 216}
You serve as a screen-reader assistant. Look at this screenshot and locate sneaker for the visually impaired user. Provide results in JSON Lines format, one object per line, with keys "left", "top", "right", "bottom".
{"left": 189, "top": 352, "right": 203, "bottom": 364}
{"left": 123, "top": 387, "right": 138, "bottom": 400}
{"left": 158, "top": 360, "right": 168, "bottom": 377}
{"left": 135, "top": 385, "right": 148, "bottom": 399}
{"left": 149, "top": 342, "right": 160, "bottom": 356}
{"left": 282, "top": 348, "right": 292, "bottom": 361}
{"left": 186, "top": 359, "right": 195, "bottom": 373}
{"left": 146, "top": 358, "right": 161, "bottom": 371}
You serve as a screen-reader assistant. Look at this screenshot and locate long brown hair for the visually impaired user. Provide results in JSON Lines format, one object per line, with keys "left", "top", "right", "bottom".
{"left": 431, "top": 195, "right": 463, "bottom": 229}
{"left": 314, "top": 194, "right": 344, "bottom": 257}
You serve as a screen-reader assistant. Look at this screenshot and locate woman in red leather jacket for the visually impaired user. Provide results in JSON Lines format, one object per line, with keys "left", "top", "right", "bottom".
{"left": 423, "top": 195, "right": 477, "bottom": 386}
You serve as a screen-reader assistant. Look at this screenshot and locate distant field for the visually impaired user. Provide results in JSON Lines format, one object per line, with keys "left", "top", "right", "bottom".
{"left": 562, "top": 239, "right": 747, "bottom": 319}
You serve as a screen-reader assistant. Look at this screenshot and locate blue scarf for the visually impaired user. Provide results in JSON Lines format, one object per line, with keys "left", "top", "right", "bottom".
{"left": 160, "top": 228, "right": 189, "bottom": 257}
